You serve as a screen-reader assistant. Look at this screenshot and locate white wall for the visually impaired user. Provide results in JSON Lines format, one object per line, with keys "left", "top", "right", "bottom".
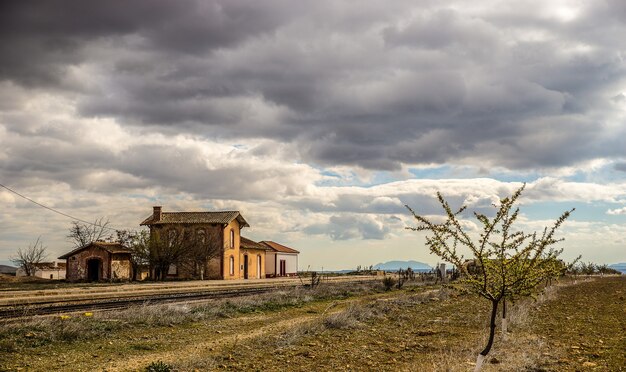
{"left": 16, "top": 267, "right": 66, "bottom": 280}
{"left": 265, "top": 252, "right": 297, "bottom": 276}
{"left": 277, "top": 253, "right": 298, "bottom": 275}
{"left": 38, "top": 268, "right": 66, "bottom": 280}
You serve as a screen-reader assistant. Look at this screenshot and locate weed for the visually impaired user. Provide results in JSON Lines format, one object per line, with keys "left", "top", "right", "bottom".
{"left": 323, "top": 303, "right": 383, "bottom": 329}
{"left": 145, "top": 360, "right": 172, "bottom": 372}
{"left": 382, "top": 276, "right": 396, "bottom": 291}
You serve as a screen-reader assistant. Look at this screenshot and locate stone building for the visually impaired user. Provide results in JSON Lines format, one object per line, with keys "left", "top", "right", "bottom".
{"left": 140, "top": 206, "right": 251, "bottom": 280}
{"left": 58, "top": 241, "right": 132, "bottom": 281}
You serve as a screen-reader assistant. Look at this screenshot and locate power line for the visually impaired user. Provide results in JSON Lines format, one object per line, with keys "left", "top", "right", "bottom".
{"left": 0, "top": 182, "right": 122, "bottom": 232}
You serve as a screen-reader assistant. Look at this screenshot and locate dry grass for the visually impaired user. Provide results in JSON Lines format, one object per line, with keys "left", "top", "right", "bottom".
{"left": 3, "top": 276, "right": 622, "bottom": 371}
{"left": 0, "top": 280, "right": 384, "bottom": 353}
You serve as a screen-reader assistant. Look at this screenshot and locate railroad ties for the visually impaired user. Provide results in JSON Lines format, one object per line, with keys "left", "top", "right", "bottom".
{"left": 0, "top": 275, "right": 378, "bottom": 321}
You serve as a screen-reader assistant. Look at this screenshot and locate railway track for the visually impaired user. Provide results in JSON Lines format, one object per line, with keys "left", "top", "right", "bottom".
{"left": 0, "top": 276, "right": 379, "bottom": 320}
{"left": 0, "top": 286, "right": 287, "bottom": 320}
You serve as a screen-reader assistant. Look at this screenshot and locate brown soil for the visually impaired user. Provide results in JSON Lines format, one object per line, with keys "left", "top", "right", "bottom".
{"left": 1, "top": 276, "right": 624, "bottom": 371}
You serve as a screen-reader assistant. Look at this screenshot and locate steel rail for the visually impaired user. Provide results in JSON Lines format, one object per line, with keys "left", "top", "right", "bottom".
{"left": 0, "top": 285, "right": 291, "bottom": 320}
{"left": 0, "top": 277, "right": 379, "bottom": 320}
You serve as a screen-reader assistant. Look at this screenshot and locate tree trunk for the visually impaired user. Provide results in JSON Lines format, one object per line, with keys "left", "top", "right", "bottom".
{"left": 475, "top": 299, "right": 499, "bottom": 371}
{"left": 501, "top": 298, "right": 508, "bottom": 337}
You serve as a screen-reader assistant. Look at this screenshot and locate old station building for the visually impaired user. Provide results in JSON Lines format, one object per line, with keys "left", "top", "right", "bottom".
{"left": 59, "top": 241, "right": 132, "bottom": 281}
{"left": 140, "top": 206, "right": 299, "bottom": 280}
{"left": 140, "top": 206, "right": 252, "bottom": 280}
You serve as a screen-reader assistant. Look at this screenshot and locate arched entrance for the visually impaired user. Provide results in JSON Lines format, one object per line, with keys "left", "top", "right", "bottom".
{"left": 243, "top": 254, "right": 249, "bottom": 279}
{"left": 87, "top": 258, "right": 101, "bottom": 282}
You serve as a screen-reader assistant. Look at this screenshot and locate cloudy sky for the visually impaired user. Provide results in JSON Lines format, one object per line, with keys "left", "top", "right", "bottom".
{"left": 1, "top": 0, "right": 626, "bottom": 269}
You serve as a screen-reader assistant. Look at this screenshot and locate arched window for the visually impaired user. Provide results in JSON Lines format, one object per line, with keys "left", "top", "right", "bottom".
{"left": 229, "top": 256, "right": 235, "bottom": 276}
{"left": 196, "top": 228, "right": 206, "bottom": 245}
{"left": 167, "top": 229, "right": 178, "bottom": 246}
{"left": 230, "top": 229, "right": 235, "bottom": 248}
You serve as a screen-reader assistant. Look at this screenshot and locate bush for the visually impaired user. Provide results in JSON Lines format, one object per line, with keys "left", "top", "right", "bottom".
{"left": 145, "top": 360, "right": 172, "bottom": 372}
{"left": 382, "top": 276, "right": 396, "bottom": 291}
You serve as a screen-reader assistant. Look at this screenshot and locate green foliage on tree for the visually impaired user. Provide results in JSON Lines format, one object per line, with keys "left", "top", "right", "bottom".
{"left": 406, "top": 184, "right": 574, "bottom": 368}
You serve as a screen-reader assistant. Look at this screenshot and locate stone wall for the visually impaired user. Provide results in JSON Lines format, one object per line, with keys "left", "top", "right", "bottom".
{"left": 111, "top": 253, "right": 131, "bottom": 279}
{"left": 65, "top": 246, "right": 110, "bottom": 281}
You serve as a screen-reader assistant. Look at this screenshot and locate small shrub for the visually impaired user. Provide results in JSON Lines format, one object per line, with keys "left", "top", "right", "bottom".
{"left": 382, "top": 276, "right": 396, "bottom": 291}
{"left": 323, "top": 304, "right": 381, "bottom": 330}
{"left": 145, "top": 360, "right": 172, "bottom": 372}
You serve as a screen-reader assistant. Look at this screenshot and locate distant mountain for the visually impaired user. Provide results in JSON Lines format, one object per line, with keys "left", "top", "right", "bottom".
{"left": 0, "top": 265, "right": 17, "bottom": 275}
{"left": 608, "top": 263, "right": 626, "bottom": 274}
{"left": 374, "top": 260, "right": 433, "bottom": 272}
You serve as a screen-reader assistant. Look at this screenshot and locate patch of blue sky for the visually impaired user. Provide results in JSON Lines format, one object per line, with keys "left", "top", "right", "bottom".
{"left": 408, "top": 165, "right": 539, "bottom": 183}
{"left": 408, "top": 165, "right": 452, "bottom": 179}
{"left": 564, "top": 162, "right": 626, "bottom": 183}
{"left": 520, "top": 201, "right": 626, "bottom": 223}
{"left": 315, "top": 169, "right": 403, "bottom": 188}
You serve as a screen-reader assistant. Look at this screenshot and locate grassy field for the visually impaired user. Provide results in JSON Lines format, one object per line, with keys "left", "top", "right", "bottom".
{"left": 0, "top": 276, "right": 623, "bottom": 371}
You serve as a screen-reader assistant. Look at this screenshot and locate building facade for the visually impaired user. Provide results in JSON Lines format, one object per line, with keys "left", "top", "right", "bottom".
{"left": 58, "top": 242, "right": 132, "bottom": 281}
{"left": 140, "top": 206, "right": 300, "bottom": 280}
{"left": 262, "top": 241, "right": 300, "bottom": 277}
{"left": 15, "top": 262, "right": 66, "bottom": 280}
{"left": 140, "top": 206, "right": 251, "bottom": 280}
{"left": 240, "top": 237, "right": 269, "bottom": 279}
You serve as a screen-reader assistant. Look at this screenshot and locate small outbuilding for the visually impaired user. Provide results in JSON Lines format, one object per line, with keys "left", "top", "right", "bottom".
{"left": 15, "top": 262, "right": 66, "bottom": 280}
{"left": 58, "top": 241, "right": 132, "bottom": 282}
{"left": 261, "top": 241, "right": 299, "bottom": 277}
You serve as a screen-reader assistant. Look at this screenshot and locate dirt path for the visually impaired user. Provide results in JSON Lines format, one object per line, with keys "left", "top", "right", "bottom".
{"left": 4, "top": 289, "right": 395, "bottom": 371}
{"left": 4, "top": 278, "right": 622, "bottom": 371}
{"left": 106, "top": 307, "right": 325, "bottom": 371}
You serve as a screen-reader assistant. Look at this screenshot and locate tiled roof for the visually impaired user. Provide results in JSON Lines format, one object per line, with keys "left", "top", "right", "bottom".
{"left": 260, "top": 241, "right": 300, "bottom": 254}
{"left": 140, "top": 211, "right": 249, "bottom": 227}
{"left": 240, "top": 236, "right": 270, "bottom": 251}
{"left": 58, "top": 241, "right": 131, "bottom": 259}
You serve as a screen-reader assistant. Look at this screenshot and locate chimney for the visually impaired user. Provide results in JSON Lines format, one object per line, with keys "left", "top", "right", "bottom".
{"left": 153, "top": 206, "right": 162, "bottom": 221}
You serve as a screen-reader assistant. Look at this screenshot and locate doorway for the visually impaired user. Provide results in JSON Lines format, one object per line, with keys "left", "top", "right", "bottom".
{"left": 257, "top": 255, "right": 262, "bottom": 279}
{"left": 279, "top": 260, "right": 286, "bottom": 276}
{"left": 87, "top": 258, "right": 101, "bottom": 281}
{"left": 243, "top": 254, "right": 249, "bottom": 279}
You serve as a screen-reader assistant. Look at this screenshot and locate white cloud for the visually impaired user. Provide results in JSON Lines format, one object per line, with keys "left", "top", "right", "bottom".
{"left": 607, "top": 206, "right": 626, "bottom": 215}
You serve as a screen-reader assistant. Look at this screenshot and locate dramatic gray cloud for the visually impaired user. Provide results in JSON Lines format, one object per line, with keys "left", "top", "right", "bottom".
{"left": 2, "top": 0, "right": 626, "bottom": 266}
{"left": 2, "top": 0, "right": 626, "bottom": 172}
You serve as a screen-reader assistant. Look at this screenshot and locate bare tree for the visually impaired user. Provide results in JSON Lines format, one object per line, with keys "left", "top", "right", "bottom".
{"left": 67, "top": 217, "right": 114, "bottom": 248}
{"left": 182, "top": 228, "right": 223, "bottom": 280}
{"left": 10, "top": 237, "right": 47, "bottom": 276}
